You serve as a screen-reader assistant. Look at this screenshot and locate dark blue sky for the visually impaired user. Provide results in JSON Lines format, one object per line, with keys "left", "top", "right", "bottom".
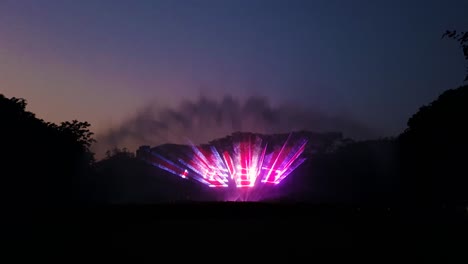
{"left": 1, "top": 0, "right": 467, "bottom": 138}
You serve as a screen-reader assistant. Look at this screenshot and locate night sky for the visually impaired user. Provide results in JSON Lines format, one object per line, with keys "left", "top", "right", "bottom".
{"left": 1, "top": 0, "right": 467, "bottom": 142}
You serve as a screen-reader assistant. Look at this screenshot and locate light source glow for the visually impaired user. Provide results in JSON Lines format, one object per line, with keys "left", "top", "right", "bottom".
{"left": 139, "top": 133, "right": 308, "bottom": 198}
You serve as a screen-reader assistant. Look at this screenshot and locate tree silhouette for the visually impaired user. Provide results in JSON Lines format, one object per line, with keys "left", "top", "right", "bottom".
{"left": 0, "top": 94, "right": 95, "bottom": 206}
{"left": 443, "top": 30, "right": 468, "bottom": 81}
{"left": 399, "top": 84, "right": 468, "bottom": 204}
{"left": 105, "top": 147, "right": 135, "bottom": 160}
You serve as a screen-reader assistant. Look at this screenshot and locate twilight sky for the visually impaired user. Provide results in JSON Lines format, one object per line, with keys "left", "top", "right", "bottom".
{"left": 1, "top": 0, "right": 467, "bottom": 142}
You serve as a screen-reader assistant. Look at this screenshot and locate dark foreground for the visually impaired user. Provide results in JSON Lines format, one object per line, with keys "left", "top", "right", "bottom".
{"left": 5, "top": 202, "right": 468, "bottom": 258}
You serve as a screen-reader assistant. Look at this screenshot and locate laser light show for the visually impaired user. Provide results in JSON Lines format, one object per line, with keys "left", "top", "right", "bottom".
{"left": 139, "top": 133, "right": 308, "bottom": 200}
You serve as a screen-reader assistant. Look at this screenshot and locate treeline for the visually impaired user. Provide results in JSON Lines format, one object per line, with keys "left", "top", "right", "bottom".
{"left": 1, "top": 84, "right": 467, "bottom": 206}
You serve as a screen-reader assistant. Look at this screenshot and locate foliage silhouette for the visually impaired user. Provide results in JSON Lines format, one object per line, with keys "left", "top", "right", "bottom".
{"left": 105, "top": 147, "right": 135, "bottom": 160}
{"left": 399, "top": 84, "right": 468, "bottom": 204}
{"left": 2, "top": 86, "right": 468, "bottom": 206}
{"left": 443, "top": 30, "right": 468, "bottom": 81}
{"left": 0, "top": 94, "right": 95, "bottom": 206}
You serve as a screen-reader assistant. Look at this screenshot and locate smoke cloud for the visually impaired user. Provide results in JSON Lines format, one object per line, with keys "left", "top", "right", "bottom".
{"left": 93, "top": 95, "right": 377, "bottom": 159}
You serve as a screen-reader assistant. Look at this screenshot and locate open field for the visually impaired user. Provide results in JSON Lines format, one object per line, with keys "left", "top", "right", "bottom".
{"left": 5, "top": 202, "right": 468, "bottom": 257}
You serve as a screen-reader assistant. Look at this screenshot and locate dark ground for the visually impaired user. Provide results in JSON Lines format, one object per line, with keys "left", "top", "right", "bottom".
{"left": 5, "top": 202, "right": 468, "bottom": 259}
